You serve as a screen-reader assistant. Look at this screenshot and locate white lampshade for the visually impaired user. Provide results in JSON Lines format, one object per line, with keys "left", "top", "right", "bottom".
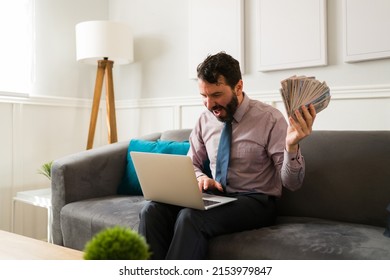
{"left": 76, "top": 20, "right": 134, "bottom": 65}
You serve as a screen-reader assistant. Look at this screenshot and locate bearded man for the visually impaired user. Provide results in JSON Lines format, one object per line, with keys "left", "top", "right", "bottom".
{"left": 138, "top": 52, "right": 316, "bottom": 259}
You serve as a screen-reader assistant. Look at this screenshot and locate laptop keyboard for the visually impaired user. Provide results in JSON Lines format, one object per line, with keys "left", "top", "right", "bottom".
{"left": 203, "top": 199, "right": 220, "bottom": 207}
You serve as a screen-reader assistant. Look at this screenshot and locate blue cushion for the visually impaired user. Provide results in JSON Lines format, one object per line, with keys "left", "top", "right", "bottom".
{"left": 117, "top": 139, "right": 190, "bottom": 195}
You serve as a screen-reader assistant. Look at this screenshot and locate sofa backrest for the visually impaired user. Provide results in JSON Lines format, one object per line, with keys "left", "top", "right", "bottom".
{"left": 277, "top": 130, "right": 390, "bottom": 227}
{"left": 166, "top": 129, "right": 390, "bottom": 227}
{"left": 160, "top": 129, "right": 193, "bottom": 142}
{"left": 140, "top": 129, "right": 192, "bottom": 142}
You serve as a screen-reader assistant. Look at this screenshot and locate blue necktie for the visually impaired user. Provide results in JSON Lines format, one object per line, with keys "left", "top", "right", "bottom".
{"left": 215, "top": 122, "right": 232, "bottom": 190}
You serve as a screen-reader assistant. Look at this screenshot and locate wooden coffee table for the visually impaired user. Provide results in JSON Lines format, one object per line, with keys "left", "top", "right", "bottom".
{"left": 0, "top": 230, "right": 83, "bottom": 260}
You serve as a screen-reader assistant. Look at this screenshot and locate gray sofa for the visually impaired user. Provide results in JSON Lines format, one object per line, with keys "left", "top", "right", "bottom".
{"left": 51, "top": 130, "right": 390, "bottom": 259}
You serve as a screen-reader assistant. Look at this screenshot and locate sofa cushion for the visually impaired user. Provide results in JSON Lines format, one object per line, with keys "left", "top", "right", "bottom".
{"left": 117, "top": 139, "right": 190, "bottom": 195}
{"left": 208, "top": 216, "right": 390, "bottom": 260}
{"left": 60, "top": 195, "right": 146, "bottom": 250}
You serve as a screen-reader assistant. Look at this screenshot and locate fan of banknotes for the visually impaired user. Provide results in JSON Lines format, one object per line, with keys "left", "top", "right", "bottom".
{"left": 280, "top": 75, "right": 331, "bottom": 120}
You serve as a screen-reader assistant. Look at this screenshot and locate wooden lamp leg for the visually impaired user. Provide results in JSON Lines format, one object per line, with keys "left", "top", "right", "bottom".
{"left": 86, "top": 59, "right": 118, "bottom": 150}
{"left": 104, "top": 60, "right": 118, "bottom": 144}
{"left": 86, "top": 60, "right": 105, "bottom": 150}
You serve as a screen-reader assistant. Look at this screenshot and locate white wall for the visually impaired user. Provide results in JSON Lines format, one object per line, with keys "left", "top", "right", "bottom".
{"left": 1, "top": 0, "right": 390, "bottom": 240}
{"left": 0, "top": 0, "right": 108, "bottom": 240}
{"left": 109, "top": 0, "right": 390, "bottom": 132}
{"left": 33, "top": 0, "right": 109, "bottom": 99}
{"left": 109, "top": 0, "right": 390, "bottom": 93}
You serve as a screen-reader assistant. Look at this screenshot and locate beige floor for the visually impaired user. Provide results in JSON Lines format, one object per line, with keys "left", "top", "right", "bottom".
{"left": 0, "top": 230, "right": 83, "bottom": 260}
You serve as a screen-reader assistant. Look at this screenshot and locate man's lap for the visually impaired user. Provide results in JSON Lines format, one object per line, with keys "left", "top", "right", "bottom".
{"left": 141, "top": 193, "right": 276, "bottom": 237}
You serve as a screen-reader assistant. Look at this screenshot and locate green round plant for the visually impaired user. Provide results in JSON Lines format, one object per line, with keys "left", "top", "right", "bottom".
{"left": 83, "top": 226, "right": 151, "bottom": 260}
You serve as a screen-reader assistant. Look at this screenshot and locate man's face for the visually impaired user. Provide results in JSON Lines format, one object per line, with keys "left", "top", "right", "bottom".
{"left": 198, "top": 77, "right": 241, "bottom": 122}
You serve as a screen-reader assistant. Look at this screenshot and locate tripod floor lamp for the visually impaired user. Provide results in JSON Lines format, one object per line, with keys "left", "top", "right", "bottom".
{"left": 76, "top": 20, "right": 133, "bottom": 150}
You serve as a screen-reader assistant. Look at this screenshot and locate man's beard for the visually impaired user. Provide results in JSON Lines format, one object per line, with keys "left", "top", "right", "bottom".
{"left": 210, "top": 93, "right": 239, "bottom": 123}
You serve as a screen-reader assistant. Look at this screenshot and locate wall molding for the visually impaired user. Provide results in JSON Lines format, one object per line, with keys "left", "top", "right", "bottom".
{"left": 257, "top": 0, "right": 327, "bottom": 71}
{"left": 188, "top": 0, "right": 244, "bottom": 78}
{"left": 249, "top": 84, "right": 390, "bottom": 103}
{"left": 1, "top": 84, "right": 390, "bottom": 109}
{"left": 0, "top": 94, "right": 92, "bottom": 108}
{"left": 327, "top": 84, "right": 390, "bottom": 100}
{"left": 343, "top": 0, "right": 390, "bottom": 62}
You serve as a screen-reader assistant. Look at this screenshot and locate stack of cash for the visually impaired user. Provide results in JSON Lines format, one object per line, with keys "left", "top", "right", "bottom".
{"left": 280, "top": 75, "right": 331, "bottom": 120}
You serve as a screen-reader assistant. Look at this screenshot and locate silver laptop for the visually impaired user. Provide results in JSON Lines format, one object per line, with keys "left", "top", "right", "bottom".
{"left": 130, "top": 151, "right": 237, "bottom": 210}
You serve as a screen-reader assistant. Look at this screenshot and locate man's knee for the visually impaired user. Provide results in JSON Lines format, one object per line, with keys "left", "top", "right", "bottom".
{"left": 138, "top": 202, "right": 162, "bottom": 234}
{"left": 175, "top": 208, "right": 203, "bottom": 230}
{"left": 139, "top": 201, "right": 158, "bottom": 219}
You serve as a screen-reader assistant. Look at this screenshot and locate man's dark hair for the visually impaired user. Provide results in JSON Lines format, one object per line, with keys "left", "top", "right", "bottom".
{"left": 196, "top": 52, "right": 242, "bottom": 89}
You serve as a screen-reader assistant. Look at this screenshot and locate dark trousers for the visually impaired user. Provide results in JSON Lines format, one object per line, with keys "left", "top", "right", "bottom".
{"left": 138, "top": 193, "right": 276, "bottom": 260}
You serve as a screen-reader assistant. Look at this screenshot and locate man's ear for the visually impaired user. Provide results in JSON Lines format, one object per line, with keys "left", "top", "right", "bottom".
{"left": 235, "top": 80, "right": 243, "bottom": 95}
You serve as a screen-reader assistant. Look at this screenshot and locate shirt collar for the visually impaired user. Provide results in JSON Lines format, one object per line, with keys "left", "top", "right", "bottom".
{"left": 233, "top": 92, "right": 249, "bottom": 123}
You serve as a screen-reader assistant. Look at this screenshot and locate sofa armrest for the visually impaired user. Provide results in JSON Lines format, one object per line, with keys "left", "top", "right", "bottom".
{"left": 51, "top": 129, "right": 190, "bottom": 245}
{"left": 51, "top": 140, "right": 129, "bottom": 245}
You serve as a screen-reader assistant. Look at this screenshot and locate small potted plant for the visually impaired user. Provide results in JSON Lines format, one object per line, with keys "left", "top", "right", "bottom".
{"left": 37, "top": 161, "right": 53, "bottom": 180}
{"left": 83, "top": 226, "right": 151, "bottom": 260}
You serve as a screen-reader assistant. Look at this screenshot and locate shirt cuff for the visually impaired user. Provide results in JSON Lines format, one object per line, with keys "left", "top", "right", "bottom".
{"left": 195, "top": 172, "right": 208, "bottom": 179}
{"left": 284, "top": 146, "right": 303, "bottom": 167}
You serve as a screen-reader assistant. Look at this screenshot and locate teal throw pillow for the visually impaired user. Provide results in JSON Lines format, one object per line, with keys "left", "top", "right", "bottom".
{"left": 117, "top": 139, "right": 190, "bottom": 195}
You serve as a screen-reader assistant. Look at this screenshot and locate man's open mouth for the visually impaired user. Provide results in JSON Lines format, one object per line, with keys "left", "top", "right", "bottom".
{"left": 213, "top": 108, "right": 222, "bottom": 117}
{"left": 212, "top": 106, "right": 225, "bottom": 117}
